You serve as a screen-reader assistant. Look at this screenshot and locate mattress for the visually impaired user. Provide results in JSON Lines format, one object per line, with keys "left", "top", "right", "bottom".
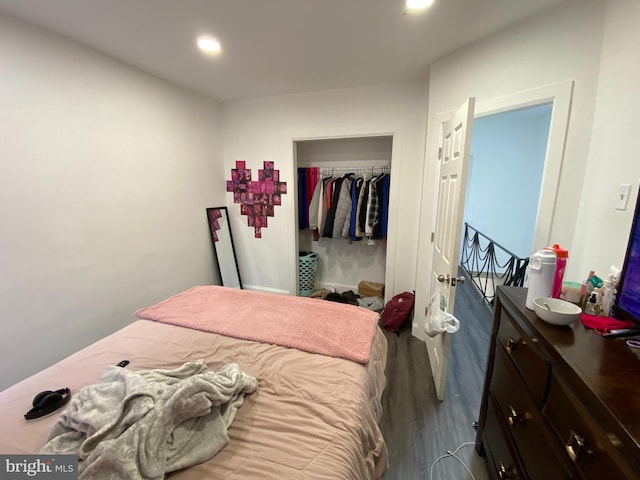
{"left": 0, "top": 296, "right": 388, "bottom": 479}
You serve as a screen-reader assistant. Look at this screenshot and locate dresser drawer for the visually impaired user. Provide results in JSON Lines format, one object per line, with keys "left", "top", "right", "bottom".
{"left": 484, "top": 395, "right": 523, "bottom": 480}
{"left": 497, "top": 306, "right": 550, "bottom": 405}
{"left": 543, "top": 374, "right": 637, "bottom": 479}
{"left": 492, "top": 346, "right": 574, "bottom": 480}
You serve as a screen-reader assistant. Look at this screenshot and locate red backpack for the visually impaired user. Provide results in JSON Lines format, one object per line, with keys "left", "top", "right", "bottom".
{"left": 380, "top": 291, "right": 415, "bottom": 333}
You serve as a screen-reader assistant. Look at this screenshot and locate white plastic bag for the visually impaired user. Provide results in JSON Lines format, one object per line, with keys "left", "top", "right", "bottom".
{"left": 424, "top": 284, "right": 460, "bottom": 338}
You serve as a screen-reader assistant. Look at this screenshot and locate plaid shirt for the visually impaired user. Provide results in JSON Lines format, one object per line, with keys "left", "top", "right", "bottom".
{"left": 365, "top": 179, "right": 379, "bottom": 237}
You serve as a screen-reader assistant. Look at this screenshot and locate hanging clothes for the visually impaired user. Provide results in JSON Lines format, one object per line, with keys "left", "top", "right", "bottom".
{"left": 300, "top": 166, "right": 390, "bottom": 243}
{"left": 297, "top": 167, "right": 319, "bottom": 229}
{"left": 365, "top": 178, "right": 379, "bottom": 238}
{"left": 373, "top": 175, "right": 385, "bottom": 239}
{"left": 297, "top": 168, "right": 308, "bottom": 229}
{"left": 332, "top": 175, "right": 353, "bottom": 238}
{"left": 349, "top": 177, "right": 364, "bottom": 241}
{"left": 378, "top": 174, "right": 391, "bottom": 238}
{"left": 322, "top": 176, "right": 345, "bottom": 237}
{"left": 319, "top": 176, "right": 332, "bottom": 235}
{"left": 306, "top": 168, "right": 316, "bottom": 214}
{"left": 357, "top": 179, "right": 370, "bottom": 239}
{"left": 308, "top": 177, "right": 323, "bottom": 241}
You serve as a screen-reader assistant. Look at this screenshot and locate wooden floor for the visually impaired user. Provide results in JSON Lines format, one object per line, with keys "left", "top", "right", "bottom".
{"left": 379, "top": 273, "right": 493, "bottom": 480}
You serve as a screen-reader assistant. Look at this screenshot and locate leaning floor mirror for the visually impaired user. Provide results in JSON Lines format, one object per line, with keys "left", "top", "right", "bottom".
{"left": 206, "top": 207, "right": 242, "bottom": 289}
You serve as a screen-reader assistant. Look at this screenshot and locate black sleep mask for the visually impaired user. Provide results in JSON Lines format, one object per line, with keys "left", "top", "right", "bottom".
{"left": 24, "top": 387, "right": 71, "bottom": 420}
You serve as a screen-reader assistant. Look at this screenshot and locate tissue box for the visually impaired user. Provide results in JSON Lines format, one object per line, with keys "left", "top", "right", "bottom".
{"left": 560, "top": 281, "right": 583, "bottom": 304}
{"left": 358, "top": 281, "right": 385, "bottom": 299}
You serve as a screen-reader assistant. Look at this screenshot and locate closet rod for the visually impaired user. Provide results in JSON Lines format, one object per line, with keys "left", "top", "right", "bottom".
{"left": 320, "top": 165, "right": 391, "bottom": 176}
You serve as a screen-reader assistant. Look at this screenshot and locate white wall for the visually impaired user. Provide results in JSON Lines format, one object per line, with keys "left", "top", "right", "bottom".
{"left": 221, "top": 82, "right": 428, "bottom": 297}
{"left": 0, "top": 14, "right": 223, "bottom": 389}
{"left": 414, "top": 0, "right": 605, "bottom": 337}
{"left": 570, "top": 0, "right": 640, "bottom": 281}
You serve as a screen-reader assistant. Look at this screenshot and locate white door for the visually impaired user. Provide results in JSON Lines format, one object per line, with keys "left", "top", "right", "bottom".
{"left": 425, "top": 98, "right": 475, "bottom": 400}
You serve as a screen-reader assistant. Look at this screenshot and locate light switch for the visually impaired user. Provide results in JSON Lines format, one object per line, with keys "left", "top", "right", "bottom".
{"left": 616, "top": 184, "right": 632, "bottom": 211}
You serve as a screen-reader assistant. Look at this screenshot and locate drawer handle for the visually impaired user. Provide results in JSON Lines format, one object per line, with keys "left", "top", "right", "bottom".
{"left": 497, "top": 462, "right": 518, "bottom": 479}
{"left": 507, "top": 405, "right": 527, "bottom": 427}
{"left": 565, "top": 430, "right": 585, "bottom": 462}
{"left": 505, "top": 337, "right": 524, "bottom": 354}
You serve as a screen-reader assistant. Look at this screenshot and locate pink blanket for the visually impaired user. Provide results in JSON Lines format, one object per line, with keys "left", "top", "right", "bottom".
{"left": 135, "top": 286, "right": 379, "bottom": 364}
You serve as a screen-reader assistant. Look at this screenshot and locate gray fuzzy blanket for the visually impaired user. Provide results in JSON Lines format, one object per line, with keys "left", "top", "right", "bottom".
{"left": 39, "top": 361, "right": 258, "bottom": 479}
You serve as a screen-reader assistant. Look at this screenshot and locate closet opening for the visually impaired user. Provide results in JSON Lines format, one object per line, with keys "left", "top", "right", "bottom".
{"left": 293, "top": 135, "right": 393, "bottom": 300}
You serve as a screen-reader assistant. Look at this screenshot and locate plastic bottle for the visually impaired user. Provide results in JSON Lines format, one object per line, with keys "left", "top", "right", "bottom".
{"left": 525, "top": 249, "right": 557, "bottom": 310}
{"left": 602, "top": 275, "right": 615, "bottom": 317}
{"left": 602, "top": 269, "right": 618, "bottom": 317}
{"left": 585, "top": 290, "right": 600, "bottom": 316}
{"left": 545, "top": 244, "right": 569, "bottom": 299}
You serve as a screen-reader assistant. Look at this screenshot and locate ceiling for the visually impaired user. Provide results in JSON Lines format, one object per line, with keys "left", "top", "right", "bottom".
{"left": 0, "top": 0, "right": 567, "bottom": 102}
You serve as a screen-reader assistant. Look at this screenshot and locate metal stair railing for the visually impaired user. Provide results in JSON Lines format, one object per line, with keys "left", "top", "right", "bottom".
{"left": 460, "top": 223, "right": 529, "bottom": 307}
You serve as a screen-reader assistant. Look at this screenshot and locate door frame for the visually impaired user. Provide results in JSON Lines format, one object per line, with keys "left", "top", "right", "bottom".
{"left": 286, "top": 125, "right": 403, "bottom": 301}
{"left": 413, "top": 80, "right": 574, "bottom": 340}
{"left": 474, "top": 80, "right": 574, "bottom": 253}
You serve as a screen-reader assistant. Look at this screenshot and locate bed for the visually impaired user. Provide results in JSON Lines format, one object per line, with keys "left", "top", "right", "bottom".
{"left": 0, "top": 286, "right": 388, "bottom": 479}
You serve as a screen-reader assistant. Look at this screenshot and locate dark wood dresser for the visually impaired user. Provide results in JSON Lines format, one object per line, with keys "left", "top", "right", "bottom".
{"left": 476, "top": 286, "right": 640, "bottom": 479}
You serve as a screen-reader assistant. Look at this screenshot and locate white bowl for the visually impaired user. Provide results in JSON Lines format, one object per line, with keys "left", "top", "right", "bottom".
{"left": 533, "top": 297, "right": 582, "bottom": 326}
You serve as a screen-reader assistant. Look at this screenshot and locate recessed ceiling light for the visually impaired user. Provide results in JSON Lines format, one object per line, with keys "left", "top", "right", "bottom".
{"left": 197, "top": 36, "right": 222, "bottom": 55}
{"left": 406, "top": 0, "right": 434, "bottom": 10}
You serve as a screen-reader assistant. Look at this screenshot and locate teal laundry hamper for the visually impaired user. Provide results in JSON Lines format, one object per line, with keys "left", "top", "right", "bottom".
{"left": 298, "top": 251, "right": 319, "bottom": 296}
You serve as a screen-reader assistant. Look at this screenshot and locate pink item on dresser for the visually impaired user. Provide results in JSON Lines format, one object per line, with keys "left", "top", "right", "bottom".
{"left": 136, "top": 286, "right": 379, "bottom": 364}
{"left": 581, "top": 313, "right": 633, "bottom": 332}
{"left": 545, "top": 244, "right": 569, "bottom": 298}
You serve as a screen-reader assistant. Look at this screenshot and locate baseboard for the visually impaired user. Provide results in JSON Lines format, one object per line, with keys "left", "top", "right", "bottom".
{"left": 243, "top": 284, "right": 291, "bottom": 295}
{"left": 316, "top": 282, "right": 359, "bottom": 294}
{"left": 242, "top": 283, "right": 362, "bottom": 296}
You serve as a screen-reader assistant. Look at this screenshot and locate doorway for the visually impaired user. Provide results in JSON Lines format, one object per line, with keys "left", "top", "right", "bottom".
{"left": 294, "top": 136, "right": 392, "bottom": 294}
{"left": 466, "top": 103, "right": 553, "bottom": 258}
{"left": 460, "top": 102, "right": 553, "bottom": 304}
{"left": 414, "top": 82, "right": 574, "bottom": 401}
{"left": 288, "top": 128, "right": 402, "bottom": 300}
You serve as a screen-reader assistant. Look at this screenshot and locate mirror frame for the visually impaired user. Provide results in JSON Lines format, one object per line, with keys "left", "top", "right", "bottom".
{"left": 206, "top": 206, "right": 243, "bottom": 289}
